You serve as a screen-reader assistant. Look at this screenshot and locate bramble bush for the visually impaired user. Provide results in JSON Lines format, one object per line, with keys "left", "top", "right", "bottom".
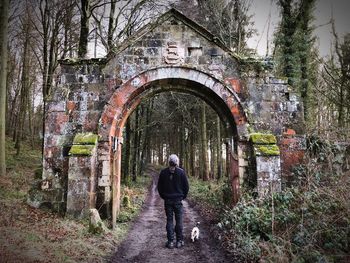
{"left": 214, "top": 137, "right": 350, "bottom": 262}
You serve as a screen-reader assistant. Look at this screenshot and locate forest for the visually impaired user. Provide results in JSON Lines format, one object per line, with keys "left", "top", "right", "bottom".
{"left": 0, "top": 0, "right": 349, "bottom": 262}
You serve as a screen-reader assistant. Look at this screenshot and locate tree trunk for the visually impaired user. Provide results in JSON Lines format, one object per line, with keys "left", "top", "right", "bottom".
{"left": 107, "top": 0, "right": 116, "bottom": 51}
{"left": 189, "top": 130, "right": 196, "bottom": 178}
{"left": 211, "top": 130, "right": 217, "bottom": 181}
{"left": 140, "top": 100, "right": 153, "bottom": 173}
{"left": 136, "top": 106, "right": 143, "bottom": 177}
{"left": 40, "top": 0, "right": 63, "bottom": 155}
{"left": 78, "top": 0, "right": 90, "bottom": 58}
{"left": 0, "top": 0, "right": 9, "bottom": 175}
{"left": 200, "top": 102, "right": 209, "bottom": 181}
{"left": 62, "top": 3, "right": 74, "bottom": 59}
{"left": 298, "top": 0, "right": 316, "bottom": 122}
{"left": 338, "top": 78, "right": 345, "bottom": 127}
{"left": 123, "top": 119, "right": 131, "bottom": 184}
{"left": 216, "top": 116, "right": 222, "bottom": 180}
{"left": 131, "top": 108, "right": 139, "bottom": 181}
{"left": 28, "top": 89, "right": 34, "bottom": 149}
{"left": 158, "top": 133, "right": 163, "bottom": 165}
{"left": 16, "top": 21, "right": 31, "bottom": 156}
{"left": 179, "top": 116, "right": 185, "bottom": 167}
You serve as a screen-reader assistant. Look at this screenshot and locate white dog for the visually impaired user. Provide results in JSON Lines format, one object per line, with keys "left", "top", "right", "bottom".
{"left": 191, "top": 222, "right": 200, "bottom": 242}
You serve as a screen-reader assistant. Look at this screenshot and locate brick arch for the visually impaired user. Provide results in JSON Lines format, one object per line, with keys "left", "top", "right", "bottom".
{"left": 98, "top": 66, "right": 249, "bottom": 228}
{"left": 99, "top": 66, "right": 248, "bottom": 140}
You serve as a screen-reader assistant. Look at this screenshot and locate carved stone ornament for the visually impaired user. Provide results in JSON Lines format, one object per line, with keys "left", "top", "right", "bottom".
{"left": 164, "top": 41, "right": 183, "bottom": 64}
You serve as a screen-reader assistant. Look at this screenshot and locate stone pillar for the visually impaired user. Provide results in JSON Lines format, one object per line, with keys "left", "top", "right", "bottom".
{"left": 250, "top": 133, "right": 281, "bottom": 196}
{"left": 67, "top": 133, "right": 99, "bottom": 218}
{"left": 112, "top": 136, "right": 123, "bottom": 230}
{"left": 280, "top": 128, "right": 306, "bottom": 186}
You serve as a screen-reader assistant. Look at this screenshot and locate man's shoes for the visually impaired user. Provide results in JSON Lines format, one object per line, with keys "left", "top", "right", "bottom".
{"left": 176, "top": 240, "right": 184, "bottom": 248}
{"left": 165, "top": 241, "right": 175, "bottom": 249}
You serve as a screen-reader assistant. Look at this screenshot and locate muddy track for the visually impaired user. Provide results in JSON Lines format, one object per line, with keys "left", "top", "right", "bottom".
{"left": 109, "top": 170, "right": 232, "bottom": 263}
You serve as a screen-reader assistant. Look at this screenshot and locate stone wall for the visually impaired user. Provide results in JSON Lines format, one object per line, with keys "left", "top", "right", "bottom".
{"left": 34, "top": 9, "right": 306, "bottom": 217}
{"left": 245, "top": 76, "right": 306, "bottom": 184}
{"left": 246, "top": 76, "right": 304, "bottom": 135}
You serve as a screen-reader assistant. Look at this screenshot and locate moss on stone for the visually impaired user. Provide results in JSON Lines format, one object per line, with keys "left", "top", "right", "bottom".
{"left": 250, "top": 133, "right": 277, "bottom": 144}
{"left": 69, "top": 145, "right": 95, "bottom": 156}
{"left": 254, "top": 144, "right": 280, "bottom": 156}
{"left": 73, "top": 133, "right": 98, "bottom": 145}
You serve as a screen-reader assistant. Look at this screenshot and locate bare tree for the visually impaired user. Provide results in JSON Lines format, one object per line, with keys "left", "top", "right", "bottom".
{"left": 176, "top": 0, "right": 255, "bottom": 54}
{"left": 78, "top": 0, "right": 90, "bottom": 57}
{"left": 321, "top": 29, "right": 350, "bottom": 130}
{"left": 89, "top": 0, "right": 168, "bottom": 54}
{"left": 15, "top": 7, "right": 35, "bottom": 155}
{"left": 0, "top": 0, "right": 10, "bottom": 175}
{"left": 200, "top": 102, "right": 210, "bottom": 181}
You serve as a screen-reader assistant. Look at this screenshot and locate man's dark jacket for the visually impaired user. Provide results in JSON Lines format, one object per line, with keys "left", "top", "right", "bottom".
{"left": 157, "top": 167, "right": 189, "bottom": 201}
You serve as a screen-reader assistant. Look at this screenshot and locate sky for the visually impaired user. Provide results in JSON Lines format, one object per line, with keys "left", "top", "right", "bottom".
{"left": 247, "top": 0, "right": 350, "bottom": 57}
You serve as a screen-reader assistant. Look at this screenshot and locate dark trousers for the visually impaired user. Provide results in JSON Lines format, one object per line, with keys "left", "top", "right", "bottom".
{"left": 164, "top": 199, "right": 183, "bottom": 242}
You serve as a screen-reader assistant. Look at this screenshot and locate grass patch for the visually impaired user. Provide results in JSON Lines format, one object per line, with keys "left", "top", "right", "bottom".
{"left": 118, "top": 175, "right": 152, "bottom": 223}
{"left": 188, "top": 176, "right": 232, "bottom": 210}
{"left": 5, "top": 137, "right": 42, "bottom": 171}
{"left": 0, "top": 136, "right": 153, "bottom": 262}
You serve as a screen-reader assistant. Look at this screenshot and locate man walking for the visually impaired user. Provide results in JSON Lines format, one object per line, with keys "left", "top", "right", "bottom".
{"left": 157, "top": 154, "right": 189, "bottom": 249}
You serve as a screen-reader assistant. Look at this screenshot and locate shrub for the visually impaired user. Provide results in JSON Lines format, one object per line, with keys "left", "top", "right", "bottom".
{"left": 215, "top": 138, "right": 350, "bottom": 262}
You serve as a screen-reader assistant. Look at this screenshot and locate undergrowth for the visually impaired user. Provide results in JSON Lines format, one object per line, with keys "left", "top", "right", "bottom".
{"left": 190, "top": 137, "right": 350, "bottom": 262}
{"left": 0, "top": 136, "right": 152, "bottom": 262}
{"left": 188, "top": 177, "right": 230, "bottom": 208}
{"left": 117, "top": 175, "right": 152, "bottom": 223}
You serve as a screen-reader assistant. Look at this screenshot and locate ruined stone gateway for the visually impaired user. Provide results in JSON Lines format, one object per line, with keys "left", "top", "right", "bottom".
{"left": 29, "top": 9, "right": 305, "bottom": 225}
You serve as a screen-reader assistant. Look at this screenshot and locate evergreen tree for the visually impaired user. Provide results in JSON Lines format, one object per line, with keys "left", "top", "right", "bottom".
{"left": 273, "top": 0, "right": 299, "bottom": 87}
{"left": 273, "top": 0, "right": 316, "bottom": 121}
{"left": 296, "top": 0, "right": 316, "bottom": 121}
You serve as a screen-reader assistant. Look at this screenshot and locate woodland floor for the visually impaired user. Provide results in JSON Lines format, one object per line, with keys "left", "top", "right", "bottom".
{"left": 0, "top": 139, "right": 123, "bottom": 263}
{"left": 109, "top": 170, "right": 232, "bottom": 263}
{"left": 0, "top": 139, "right": 231, "bottom": 262}
{"left": 0, "top": 169, "right": 231, "bottom": 263}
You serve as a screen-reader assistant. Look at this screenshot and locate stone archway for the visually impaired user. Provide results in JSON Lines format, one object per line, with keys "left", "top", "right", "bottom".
{"left": 34, "top": 7, "right": 304, "bottom": 221}
{"left": 98, "top": 66, "right": 249, "bottom": 227}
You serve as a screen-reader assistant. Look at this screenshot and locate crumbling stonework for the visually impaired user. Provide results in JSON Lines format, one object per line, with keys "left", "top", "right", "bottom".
{"left": 250, "top": 133, "right": 282, "bottom": 195}
{"left": 32, "top": 9, "right": 306, "bottom": 218}
{"left": 66, "top": 133, "right": 98, "bottom": 217}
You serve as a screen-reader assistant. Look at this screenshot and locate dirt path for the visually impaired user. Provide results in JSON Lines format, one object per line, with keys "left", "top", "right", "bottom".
{"left": 110, "top": 170, "right": 232, "bottom": 263}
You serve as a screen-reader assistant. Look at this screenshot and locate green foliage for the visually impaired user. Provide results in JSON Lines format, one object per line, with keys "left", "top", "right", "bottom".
{"left": 117, "top": 210, "right": 135, "bottom": 223}
{"left": 188, "top": 177, "right": 231, "bottom": 209}
{"left": 5, "top": 137, "right": 41, "bottom": 171}
{"left": 217, "top": 190, "right": 298, "bottom": 261}
{"left": 1, "top": 138, "right": 41, "bottom": 201}
{"left": 273, "top": 0, "right": 317, "bottom": 122}
{"left": 122, "top": 195, "right": 131, "bottom": 208}
{"left": 117, "top": 175, "right": 151, "bottom": 223}
{"left": 0, "top": 137, "right": 131, "bottom": 262}
{"left": 216, "top": 140, "right": 350, "bottom": 262}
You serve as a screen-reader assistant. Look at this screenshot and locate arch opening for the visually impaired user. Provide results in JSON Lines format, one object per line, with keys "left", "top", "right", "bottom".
{"left": 98, "top": 67, "right": 249, "bottom": 228}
